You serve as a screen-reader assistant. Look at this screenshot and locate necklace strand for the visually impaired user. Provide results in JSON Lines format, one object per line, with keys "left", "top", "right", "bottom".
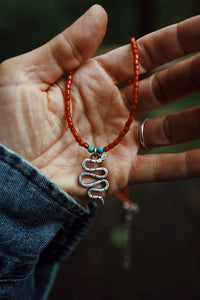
{"left": 115, "top": 186, "right": 139, "bottom": 270}
{"left": 65, "top": 37, "right": 139, "bottom": 153}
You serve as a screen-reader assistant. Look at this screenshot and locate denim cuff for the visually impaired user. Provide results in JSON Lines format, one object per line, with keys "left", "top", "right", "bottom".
{"left": 0, "top": 143, "right": 96, "bottom": 282}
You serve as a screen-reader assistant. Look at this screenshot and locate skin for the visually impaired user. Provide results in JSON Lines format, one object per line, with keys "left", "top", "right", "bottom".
{"left": 0, "top": 5, "right": 199, "bottom": 204}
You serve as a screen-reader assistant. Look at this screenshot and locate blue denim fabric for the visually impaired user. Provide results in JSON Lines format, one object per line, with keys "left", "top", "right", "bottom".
{"left": 0, "top": 143, "right": 96, "bottom": 299}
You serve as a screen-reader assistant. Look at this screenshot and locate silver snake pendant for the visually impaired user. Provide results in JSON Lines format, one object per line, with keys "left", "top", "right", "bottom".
{"left": 78, "top": 153, "right": 109, "bottom": 206}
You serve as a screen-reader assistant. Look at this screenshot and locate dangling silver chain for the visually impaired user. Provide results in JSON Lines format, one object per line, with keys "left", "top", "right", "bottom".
{"left": 122, "top": 202, "right": 139, "bottom": 270}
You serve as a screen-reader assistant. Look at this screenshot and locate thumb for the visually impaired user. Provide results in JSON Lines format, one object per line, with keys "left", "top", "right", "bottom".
{"left": 11, "top": 5, "right": 108, "bottom": 84}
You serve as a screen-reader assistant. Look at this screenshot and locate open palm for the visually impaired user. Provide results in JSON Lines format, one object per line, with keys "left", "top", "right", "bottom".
{"left": 0, "top": 5, "right": 200, "bottom": 202}
{"left": 0, "top": 6, "right": 137, "bottom": 199}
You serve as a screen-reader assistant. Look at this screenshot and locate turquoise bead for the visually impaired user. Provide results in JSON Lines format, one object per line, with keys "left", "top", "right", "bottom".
{"left": 97, "top": 146, "right": 104, "bottom": 154}
{"left": 88, "top": 145, "right": 95, "bottom": 153}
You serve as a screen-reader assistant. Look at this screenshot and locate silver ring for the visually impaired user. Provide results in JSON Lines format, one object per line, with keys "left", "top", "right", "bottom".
{"left": 139, "top": 118, "right": 150, "bottom": 151}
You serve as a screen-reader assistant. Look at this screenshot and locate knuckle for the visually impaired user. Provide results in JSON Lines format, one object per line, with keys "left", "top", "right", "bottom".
{"left": 63, "top": 34, "right": 84, "bottom": 66}
{"left": 176, "top": 23, "right": 187, "bottom": 54}
{"left": 163, "top": 115, "right": 174, "bottom": 144}
{"left": 151, "top": 72, "right": 167, "bottom": 106}
{"left": 191, "top": 54, "right": 200, "bottom": 90}
{"left": 137, "top": 39, "right": 155, "bottom": 72}
{"left": 185, "top": 151, "right": 192, "bottom": 178}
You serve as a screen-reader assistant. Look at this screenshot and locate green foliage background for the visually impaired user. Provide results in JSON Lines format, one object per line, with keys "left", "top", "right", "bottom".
{"left": 0, "top": 0, "right": 199, "bottom": 60}
{"left": 1, "top": 1, "right": 200, "bottom": 300}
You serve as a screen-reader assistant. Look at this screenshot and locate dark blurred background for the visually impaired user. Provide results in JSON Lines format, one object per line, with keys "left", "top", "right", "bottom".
{"left": 1, "top": 0, "right": 200, "bottom": 299}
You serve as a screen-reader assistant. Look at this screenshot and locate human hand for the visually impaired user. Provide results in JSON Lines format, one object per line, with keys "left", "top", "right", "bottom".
{"left": 0, "top": 5, "right": 199, "bottom": 202}
{"left": 94, "top": 12, "right": 200, "bottom": 187}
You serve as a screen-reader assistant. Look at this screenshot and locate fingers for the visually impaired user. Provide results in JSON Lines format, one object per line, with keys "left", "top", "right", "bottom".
{"left": 138, "top": 106, "right": 200, "bottom": 149}
{"left": 138, "top": 15, "right": 200, "bottom": 72}
{"left": 6, "top": 5, "right": 108, "bottom": 84}
{"left": 97, "top": 15, "right": 200, "bottom": 84}
{"left": 121, "top": 53, "right": 200, "bottom": 114}
{"left": 130, "top": 149, "right": 200, "bottom": 184}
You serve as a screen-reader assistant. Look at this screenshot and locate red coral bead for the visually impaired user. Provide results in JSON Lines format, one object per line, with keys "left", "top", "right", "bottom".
{"left": 131, "top": 42, "right": 137, "bottom": 49}
{"left": 65, "top": 100, "right": 70, "bottom": 106}
{"left": 133, "top": 87, "right": 139, "bottom": 93}
{"left": 66, "top": 112, "right": 71, "bottom": 117}
{"left": 116, "top": 136, "right": 123, "bottom": 143}
{"left": 128, "top": 116, "right": 134, "bottom": 122}
{"left": 134, "top": 75, "right": 139, "bottom": 82}
{"left": 130, "top": 111, "right": 135, "bottom": 117}
{"left": 135, "top": 70, "right": 140, "bottom": 76}
{"left": 67, "top": 80, "right": 72, "bottom": 85}
{"left": 83, "top": 142, "right": 89, "bottom": 149}
{"left": 134, "top": 81, "right": 139, "bottom": 87}
{"left": 67, "top": 117, "right": 72, "bottom": 122}
{"left": 127, "top": 79, "right": 132, "bottom": 85}
{"left": 134, "top": 64, "right": 140, "bottom": 71}
{"left": 76, "top": 136, "right": 81, "bottom": 143}
{"left": 113, "top": 139, "right": 119, "bottom": 146}
{"left": 65, "top": 90, "right": 70, "bottom": 96}
{"left": 79, "top": 141, "right": 84, "bottom": 147}
{"left": 68, "top": 121, "right": 73, "bottom": 127}
{"left": 103, "top": 146, "right": 109, "bottom": 152}
{"left": 66, "top": 106, "right": 70, "bottom": 112}
{"left": 134, "top": 59, "right": 139, "bottom": 65}
{"left": 130, "top": 37, "right": 135, "bottom": 44}
{"left": 131, "top": 104, "right": 137, "bottom": 111}
{"left": 124, "top": 126, "right": 129, "bottom": 132}
{"left": 120, "top": 131, "right": 126, "bottom": 137}
{"left": 65, "top": 95, "right": 71, "bottom": 101}
{"left": 108, "top": 143, "right": 114, "bottom": 149}
{"left": 73, "top": 131, "right": 79, "bottom": 138}
{"left": 125, "top": 120, "right": 131, "bottom": 127}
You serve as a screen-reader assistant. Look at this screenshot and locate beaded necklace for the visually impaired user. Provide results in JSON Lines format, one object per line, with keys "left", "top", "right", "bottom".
{"left": 65, "top": 38, "right": 139, "bottom": 206}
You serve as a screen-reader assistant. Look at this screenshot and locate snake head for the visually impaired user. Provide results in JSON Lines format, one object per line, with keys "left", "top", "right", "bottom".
{"left": 97, "top": 153, "right": 106, "bottom": 163}
{"left": 90, "top": 153, "right": 107, "bottom": 163}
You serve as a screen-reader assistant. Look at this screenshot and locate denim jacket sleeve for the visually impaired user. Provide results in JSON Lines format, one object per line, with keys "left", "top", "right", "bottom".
{"left": 0, "top": 143, "right": 96, "bottom": 300}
